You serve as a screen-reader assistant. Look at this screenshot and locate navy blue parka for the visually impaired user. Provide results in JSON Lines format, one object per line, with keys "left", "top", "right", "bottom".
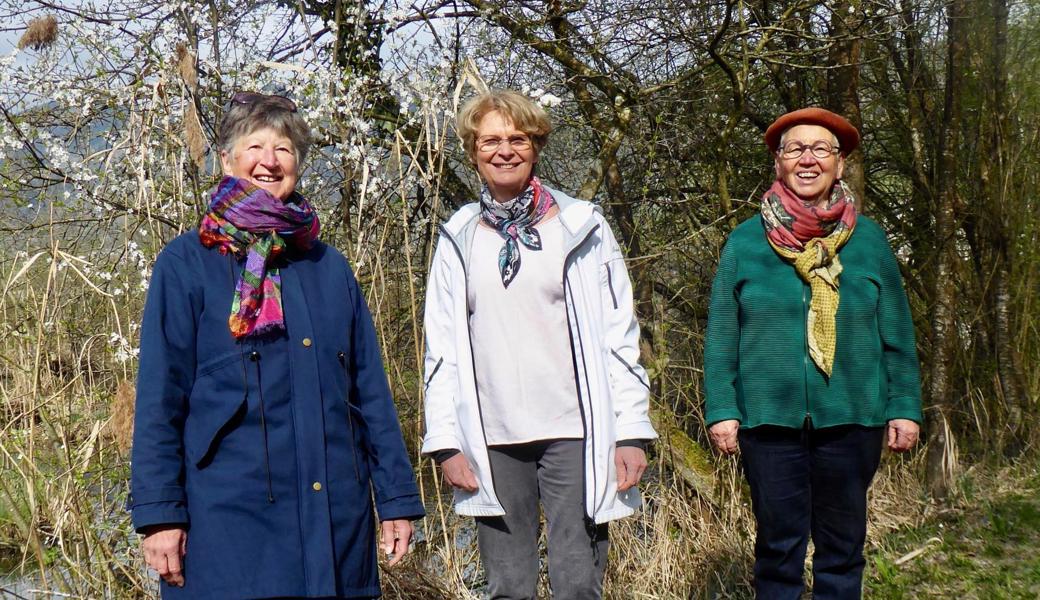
{"left": 129, "top": 232, "right": 424, "bottom": 598}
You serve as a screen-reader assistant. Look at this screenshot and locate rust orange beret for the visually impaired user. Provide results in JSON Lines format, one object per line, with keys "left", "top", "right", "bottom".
{"left": 764, "top": 107, "right": 860, "bottom": 155}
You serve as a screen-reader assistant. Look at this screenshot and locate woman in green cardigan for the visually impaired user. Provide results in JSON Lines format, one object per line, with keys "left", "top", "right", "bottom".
{"left": 704, "top": 108, "right": 922, "bottom": 599}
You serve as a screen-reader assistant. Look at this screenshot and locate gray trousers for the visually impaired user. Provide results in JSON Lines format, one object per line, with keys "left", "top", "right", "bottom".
{"left": 477, "top": 439, "right": 609, "bottom": 600}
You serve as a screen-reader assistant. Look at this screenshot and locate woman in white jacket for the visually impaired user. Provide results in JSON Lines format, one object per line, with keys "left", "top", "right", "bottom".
{"left": 421, "top": 89, "right": 657, "bottom": 599}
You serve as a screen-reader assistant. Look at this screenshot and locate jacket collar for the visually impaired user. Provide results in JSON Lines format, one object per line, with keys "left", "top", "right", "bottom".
{"left": 439, "top": 185, "right": 601, "bottom": 254}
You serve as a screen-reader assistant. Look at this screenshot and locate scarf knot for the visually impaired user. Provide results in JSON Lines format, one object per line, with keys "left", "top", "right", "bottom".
{"left": 761, "top": 180, "right": 857, "bottom": 376}
{"left": 479, "top": 176, "right": 556, "bottom": 287}
{"left": 199, "top": 176, "right": 320, "bottom": 338}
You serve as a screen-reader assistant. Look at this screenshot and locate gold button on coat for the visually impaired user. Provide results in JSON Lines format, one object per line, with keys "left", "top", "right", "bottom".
{"left": 302, "top": 338, "right": 312, "bottom": 347}
{"left": 312, "top": 481, "right": 322, "bottom": 491}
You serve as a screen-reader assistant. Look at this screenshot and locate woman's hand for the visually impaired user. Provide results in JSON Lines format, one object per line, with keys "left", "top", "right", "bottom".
{"left": 887, "top": 418, "right": 920, "bottom": 452}
{"left": 380, "top": 519, "right": 413, "bottom": 567}
{"left": 709, "top": 420, "right": 740, "bottom": 454}
{"left": 615, "top": 446, "right": 648, "bottom": 492}
{"left": 440, "top": 452, "right": 479, "bottom": 492}
{"left": 142, "top": 525, "right": 187, "bottom": 587}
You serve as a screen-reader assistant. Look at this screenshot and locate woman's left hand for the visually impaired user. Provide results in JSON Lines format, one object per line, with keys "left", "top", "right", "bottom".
{"left": 887, "top": 418, "right": 920, "bottom": 452}
{"left": 615, "top": 446, "right": 648, "bottom": 492}
{"left": 380, "top": 519, "right": 413, "bottom": 567}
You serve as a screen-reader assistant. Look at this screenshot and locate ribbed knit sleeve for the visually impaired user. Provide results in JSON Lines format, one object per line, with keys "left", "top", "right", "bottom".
{"left": 704, "top": 236, "right": 743, "bottom": 427}
{"left": 877, "top": 240, "right": 924, "bottom": 423}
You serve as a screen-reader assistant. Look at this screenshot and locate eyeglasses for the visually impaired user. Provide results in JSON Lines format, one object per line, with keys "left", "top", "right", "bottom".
{"left": 476, "top": 135, "right": 533, "bottom": 153}
{"left": 231, "top": 91, "right": 297, "bottom": 112}
{"left": 778, "top": 141, "right": 840, "bottom": 160}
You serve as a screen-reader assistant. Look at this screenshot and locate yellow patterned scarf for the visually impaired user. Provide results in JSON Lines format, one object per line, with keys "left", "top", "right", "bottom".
{"left": 761, "top": 180, "right": 857, "bottom": 376}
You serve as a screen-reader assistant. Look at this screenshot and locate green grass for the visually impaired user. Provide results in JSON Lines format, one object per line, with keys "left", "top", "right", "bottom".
{"left": 864, "top": 467, "right": 1040, "bottom": 599}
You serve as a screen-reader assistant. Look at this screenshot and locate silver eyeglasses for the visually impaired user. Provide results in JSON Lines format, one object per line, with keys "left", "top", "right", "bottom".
{"left": 778, "top": 141, "right": 840, "bottom": 159}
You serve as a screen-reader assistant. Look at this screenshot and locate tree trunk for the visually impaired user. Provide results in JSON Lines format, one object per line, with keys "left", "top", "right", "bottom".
{"left": 983, "top": 0, "right": 1026, "bottom": 454}
{"left": 825, "top": 0, "right": 865, "bottom": 209}
{"left": 925, "top": 0, "right": 969, "bottom": 499}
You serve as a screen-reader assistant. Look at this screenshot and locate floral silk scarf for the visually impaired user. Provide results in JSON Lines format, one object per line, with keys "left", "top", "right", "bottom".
{"left": 199, "top": 176, "right": 320, "bottom": 338}
{"left": 761, "top": 179, "right": 857, "bottom": 376}
{"left": 479, "top": 176, "right": 557, "bottom": 288}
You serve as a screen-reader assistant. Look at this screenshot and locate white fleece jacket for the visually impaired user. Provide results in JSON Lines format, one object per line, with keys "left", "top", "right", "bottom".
{"left": 421, "top": 188, "right": 658, "bottom": 523}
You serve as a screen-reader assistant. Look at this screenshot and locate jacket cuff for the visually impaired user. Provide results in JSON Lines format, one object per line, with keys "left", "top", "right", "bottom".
{"left": 616, "top": 439, "right": 648, "bottom": 452}
{"left": 128, "top": 486, "right": 186, "bottom": 506}
{"left": 884, "top": 396, "right": 923, "bottom": 424}
{"left": 376, "top": 494, "right": 426, "bottom": 521}
{"left": 132, "top": 501, "right": 189, "bottom": 533}
{"left": 615, "top": 420, "right": 658, "bottom": 442}
{"left": 429, "top": 448, "right": 460, "bottom": 464}
{"left": 374, "top": 482, "right": 421, "bottom": 505}
{"left": 421, "top": 433, "right": 461, "bottom": 455}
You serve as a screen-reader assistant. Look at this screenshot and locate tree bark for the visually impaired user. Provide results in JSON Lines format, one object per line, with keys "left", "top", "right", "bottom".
{"left": 983, "top": 0, "right": 1026, "bottom": 454}
{"left": 825, "top": 0, "right": 865, "bottom": 209}
{"left": 925, "top": 0, "right": 969, "bottom": 499}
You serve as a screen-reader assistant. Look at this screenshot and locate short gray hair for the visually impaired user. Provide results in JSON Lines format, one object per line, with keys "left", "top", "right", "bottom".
{"left": 217, "top": 95, "right": 312, "bottom": 164}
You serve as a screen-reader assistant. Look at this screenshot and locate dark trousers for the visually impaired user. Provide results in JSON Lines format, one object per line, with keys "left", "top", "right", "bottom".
{"left": 739, "top": 425, "right": 884, "bottom": 600}
{"left": 476, "top": 439, "right": 608, "bottom": 600}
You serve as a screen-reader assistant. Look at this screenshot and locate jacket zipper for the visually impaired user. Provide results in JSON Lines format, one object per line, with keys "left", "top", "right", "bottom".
{"left": 228, "top": 255, "right": 275, "bottom": 503}
{"left": 337, "top": 351, "right": 362, "bottom": 481}
{"left": 562, "top": 224, "right": 601, "bottom": 521}
{"left": 249, "top": 351, "right": 276, "bottom": 503}
{"left": 605, "top": 265, "right": 618, "bottom": 309}
{"left": 802, "top": 284, "right": 812, "bottom": 429}
{"left": 437, "top": 225, "right": 502, "bottom": 505}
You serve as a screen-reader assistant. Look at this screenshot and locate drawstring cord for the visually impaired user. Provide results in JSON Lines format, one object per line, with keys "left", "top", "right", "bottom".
{"left": 586, "top": 517, "right": 602, "bottom": 561}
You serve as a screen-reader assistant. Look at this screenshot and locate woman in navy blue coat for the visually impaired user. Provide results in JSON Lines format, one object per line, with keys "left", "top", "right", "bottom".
{"left": 129, "top": 92, "right": 424, "bottom": 598}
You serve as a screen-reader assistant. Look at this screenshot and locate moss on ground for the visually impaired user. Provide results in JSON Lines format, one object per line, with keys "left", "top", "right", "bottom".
{"left": 864, "top": 466, "right": 1040, "bottom": 599}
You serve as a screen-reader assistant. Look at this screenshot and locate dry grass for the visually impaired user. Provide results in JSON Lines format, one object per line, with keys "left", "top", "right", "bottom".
{"left": 17, "top": 15, "right": 57, "bottom": 51}
{"left": 0, "top": 235, "right": 1014, "bottom": 598}
{"left": 175, "top": 44, "right": 207, "bottom": 170}
{"left": 106, "top": 380, "right": 135, "bottom": 455}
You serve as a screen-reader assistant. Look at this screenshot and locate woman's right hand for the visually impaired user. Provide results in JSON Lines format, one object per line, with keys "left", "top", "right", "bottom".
{"left": 142, "top": 525, "right": 187, "bottom": 587}
{"left": 440, "top": 452, "right": 479, "bottom": 492}
{"left": 709, "top": 419, "right": 740, "bottom": 454}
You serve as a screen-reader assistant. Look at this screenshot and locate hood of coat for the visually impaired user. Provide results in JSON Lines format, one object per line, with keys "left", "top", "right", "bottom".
{"left": 440, "top": 186, "right": 602, "bottom": 253}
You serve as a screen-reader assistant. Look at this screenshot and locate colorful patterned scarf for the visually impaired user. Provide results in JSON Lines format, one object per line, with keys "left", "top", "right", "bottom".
{"left": 479, "top": 176, "right": 557, "bottom": 288}
{"left": 199, "top": 176, "right": 320, "bottom": 338}
{"left": 761, "top": 179, "right": 857, "bottom": 376}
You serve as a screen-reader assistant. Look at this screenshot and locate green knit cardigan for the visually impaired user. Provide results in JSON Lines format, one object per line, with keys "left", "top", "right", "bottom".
{"left": 704, "top": 215, "right": 923, "bottom": 429}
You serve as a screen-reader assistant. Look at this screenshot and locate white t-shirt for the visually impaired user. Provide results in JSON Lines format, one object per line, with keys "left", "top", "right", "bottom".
{"left": 468, "top": 216, "right": 583, "bottom": 445}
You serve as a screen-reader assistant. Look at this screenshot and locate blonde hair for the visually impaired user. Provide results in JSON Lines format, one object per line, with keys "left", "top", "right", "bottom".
{"left": 457, "top": 90, "right": 552, "bottom": 162}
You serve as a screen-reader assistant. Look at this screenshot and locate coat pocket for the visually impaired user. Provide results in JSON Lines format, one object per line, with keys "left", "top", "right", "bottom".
{"left": 337, "top": 350, "right": 363, "bottom": 481}
{"left": 186, "top": 353, "right": 249, "bottom": 468}
{"left": 840, "top": 269, "right": 882, "bottom": 316}
{"left": 424, "top": 356, "right": 444, "bottom": 392}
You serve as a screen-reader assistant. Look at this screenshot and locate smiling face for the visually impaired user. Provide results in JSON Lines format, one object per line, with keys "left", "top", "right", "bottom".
{"left": 474, "top": 110, "right": 537, "bottom": 202}
{"left": 774, "top": 124, "right": 845, "bottom": 206}
{"left": 220, "top": 126, "right": 300, "bottom": 201}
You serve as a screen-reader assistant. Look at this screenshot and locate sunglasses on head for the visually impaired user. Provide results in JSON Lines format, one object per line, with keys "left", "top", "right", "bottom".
{"left": 230, "top": 91, "right": 297, "bottom": 112}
